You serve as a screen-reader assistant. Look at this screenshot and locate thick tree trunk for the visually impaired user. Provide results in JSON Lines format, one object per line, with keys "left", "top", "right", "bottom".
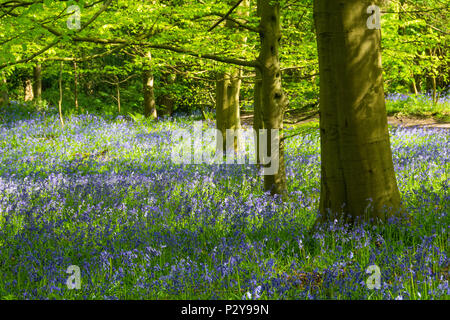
{"left": 24, "top": 79, "right": 34, "bottom": 102}
{"left": 143, "top": 51, "right": 157, "bottom": 119}
{"left": 33, "top": 63, "right": 42, "bottom": 102}
{"left": 257, "top": 0, "right": 288, "bottom": 195}
{"left": 314, "top": 0, "right": 401, "bottom": 223}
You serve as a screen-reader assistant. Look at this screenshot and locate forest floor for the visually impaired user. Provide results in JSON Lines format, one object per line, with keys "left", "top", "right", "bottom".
{"left": 387, "top": 115, "right": 450, "bottom": 129}
{"left": 0, "top": 104, "right": 448, "bottom": 299}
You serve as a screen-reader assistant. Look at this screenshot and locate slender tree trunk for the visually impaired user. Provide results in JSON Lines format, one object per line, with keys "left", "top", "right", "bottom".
{"left": 116, "top": 82, "right": 121, "bottom": 113}
{"left": 412, "top": 77, "right": 419, "bottom": 95}
{"left": 74, "top": 61, "right": 79, "bottom": 112}
{"left": 143, "top": 51, "right": 157, "bottom": 119}
{"left": 254, "top": 68, "right": 263, "bottom": 165}
{"left": 33, "top": 63, "right": 42, "bottom": 103}
{"left": 58, "top": 62, "right": 65, "bottom": 128}
{"left": 216, "top": 73, "right": 231, "bottom": 137}
{"left": 0, "top": 78, "right": 8, "bottom": 107}
{"left": 314, "top": 0, "right": 401, "bottom": 223}
{"left": 257, "top": 0, "right": 288, "bottom": 195}
{"left": 432, "top": 76, "right": 437, "bottom": 105}
{"left": 24, "top": 79, "right": 34, "bottom": 102}
{"left": 414, "top": 72, "right": 423, "bottom": 94}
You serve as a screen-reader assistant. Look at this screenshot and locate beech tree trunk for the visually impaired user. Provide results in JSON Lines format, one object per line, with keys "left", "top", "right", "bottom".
{"left": 253, "top": 68, "right": 263, "bottom": 165}
{"left": 58, "top": 62, "right": 65, "bottom": 128}
{"left": 432, "top": 76, "right": 437, "bottom": 105}
{"left": 33, "top": 63, "right": 42, "bottom": 102}
{"left": 411, "top": 77, "right": 419, "bottom": 95}
{"left": 0, "top": 78, "right": 7, "bottom": 107}
{"left": 216, "top": 1, "right": 248, "bottom": 153}
{"left": 143, "top": 51, "right": 157, "bottom": 119}
{"left": 116, "top": 82, "right": 121, "bottom": 113}
{"left": 74, "top": 61, "right": 79, "bottom": 112}
{"left": 216, "top": 70, "right": 242, "bottom": 152}
{"left": 257, "top": 0, "right": 288, "bottom": 195}
{"left": 24, "top": 79, "right": 34, "bottom": 101}
{"left": 314, "top": 0, "right": 401, "bottom": 223}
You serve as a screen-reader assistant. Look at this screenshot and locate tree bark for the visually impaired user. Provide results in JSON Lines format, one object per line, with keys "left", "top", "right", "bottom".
{"left": 58, "top": 62, "right": 65, "bottom": 128}
{"left": 411, "top": 77, "right": 419, "bottom": 95}
{"left": 253, "top": 68, "right": 263, "bottom": 165}
{"left": 314, "top": 0, "right": 401, "bottom": 223}
{"left": 216, "top": 1, "right": 248, "bottom": 153}
{"left": 0, "top": 78, "right": 8, "bottom": 107}
{"left": 432, "top": 76, "right": 437, "bottom": 105}
{"left": 24, "top": 78, "right": 34, "bottom": 102}
{"left": 33, "top": 63, "right": 42, "bottom": 102}
{"left": 216, "top": 70, "right": 242, "bottom": 152}
{"left": 143, "top": 51, "right": 157, "bottom": 119}
{"left": 257, "top": 0, "right": 288, "bottom": 196}
{"left": 116, "top": 82, "right": 121, "bottom": 114}
{"left": 74, "top": 61, "right": 79, "bottom": 112}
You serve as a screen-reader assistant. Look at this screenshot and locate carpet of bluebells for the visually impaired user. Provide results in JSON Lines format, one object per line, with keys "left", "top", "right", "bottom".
{"left": 0, "top": 102, "right": 448, "bottom": 300}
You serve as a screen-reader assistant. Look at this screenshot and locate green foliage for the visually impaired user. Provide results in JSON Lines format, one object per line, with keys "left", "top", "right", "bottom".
{"left": 386, "top": 93, "right": 450, "bottom": 121}
{"left": 1, "top": 0, "right": 448, "bottom": 117}
{"left": 127, "top": 112, "right": 146, "bottom": 124}
{"left": 382, "top": 0, "right": 449, "bottom": 94}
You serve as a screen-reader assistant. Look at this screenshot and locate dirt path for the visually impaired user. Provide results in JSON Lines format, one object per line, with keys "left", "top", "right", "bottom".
{"left": 241, "top": 111, "right": 450, "bottom": 129}
{"left": 387, "top": 115, "right": 450, "bottom": 129}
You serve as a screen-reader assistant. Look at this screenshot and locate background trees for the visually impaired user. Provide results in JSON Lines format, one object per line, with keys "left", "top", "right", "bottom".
{"left": 382, "top": 0, "right": 449, "bottom": 97}
{"left": 2, "top": 1, "right": 447, "bottom": 114}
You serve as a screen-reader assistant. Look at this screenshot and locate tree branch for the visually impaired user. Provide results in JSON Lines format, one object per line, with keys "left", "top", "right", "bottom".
{"left": 145, "top": 43, "right": 258, "bottom": 69}
{"left": 208, "top": 0, "right": 244, "bottom": 32}
{"left": 195, "top": 12, "right": 258, "bottom": 33}
{"left": 0, "top": 0, "right": 114, "bottom": 69}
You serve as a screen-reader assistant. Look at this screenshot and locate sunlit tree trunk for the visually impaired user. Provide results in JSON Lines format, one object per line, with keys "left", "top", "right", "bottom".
{"left": 216, "top": 0, "right": 248, "bottom": 152}
{"left": 314, "top": 0, "right": 401, "bottom": 223}
{"left": 24, "top": 79, "right": 34, "bottom": 102}
{"left": 33, "top": 63, "right": 42, "bottom": 103}
{"left": 74, "top": 61, "right": 79, "bottom": 112}
{"left": 432, "top": 76, "right": 437, "bottom": 105}
{"left": 116, "top": 81, "right": 121, "bottom": 114}
{"left": 58, "top": 62, "right": 65, "bottom": 128}
{"left": 257, "top": 0, "right": 288, "bottom": 195}
{"left": 216, "top": 70, "right": 242, "bottom": 152}
{"left": 411, "top": 77, "right": 419, "bottom": 95}
{"left": 254, "top": 68, "right": 263, "bottom": 165}
{"left": 143, "top": 51, "right": 157, "bottom": 119}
